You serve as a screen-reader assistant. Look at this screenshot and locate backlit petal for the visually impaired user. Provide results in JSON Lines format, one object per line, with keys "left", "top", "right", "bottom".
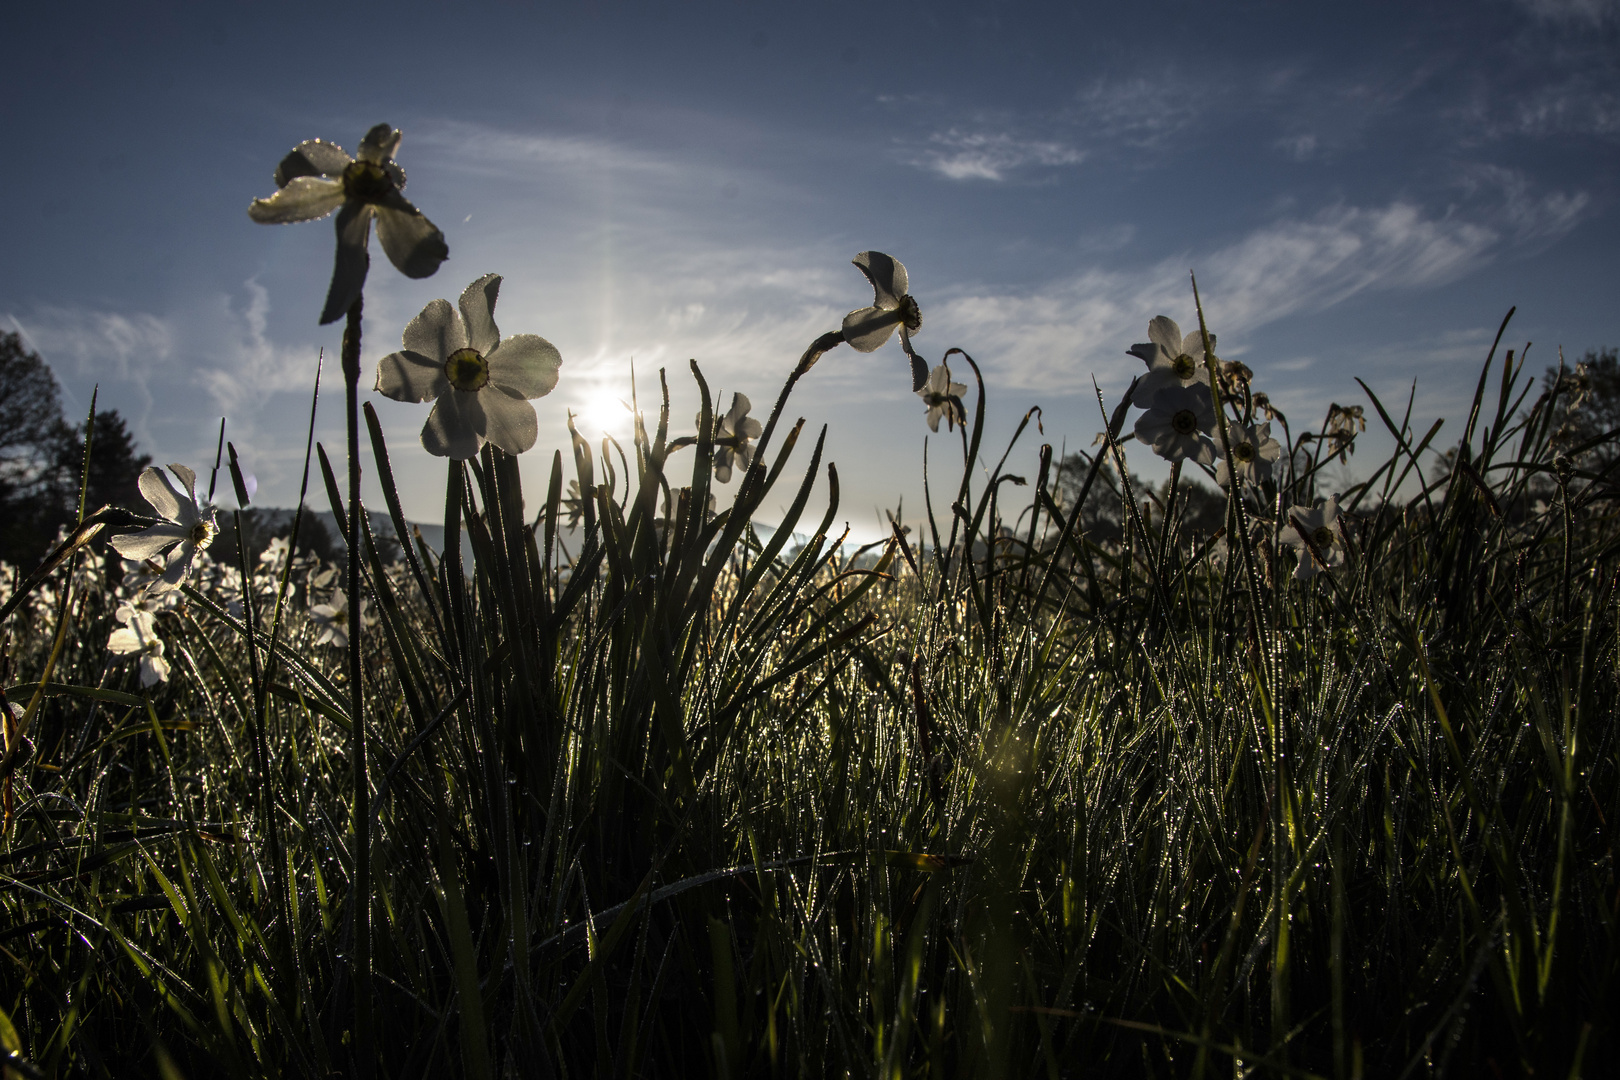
{"left": 137, "top": 466, "right": 187, "bottom": 521}
{"left": 109, "top": 523, "right": 188, "bottom": 562}
{"left": 320, "top": 202, "right": 372, "bottom": 325}
{"left": 852, "top": 251, "right": 907, "bottom": 307}
{"left": 842, "top": 306, "right": 902, "bottom": 352}
{"left": 422, "top": 391, "right": 484, "bottom": 460}
{"left": 459, "top": 274, "right": 502, "bottom": 355}
{"left": 374, "top": 204, "right": 449, "bottom": 279}
{"left": 401, "top": 298, "right": 466, "bottom": 362}
{"left": 357, "top": 123, "right": 401, "bottom": 164}
{"left": 375, "top": 349, "right": 450, "bottom": 403}
{"left": 166, "top": 464, "right": 198, "bottom": 508}
{"left": 273, "top": 140, "right": 352, "bottom": 186}
{"left": 248, "top": 176, "right": 345, "bottom": 224}
{"left": 487, "top": 334, "right": 562, "bottom": 399}
{"left": 1147, "top": 316, "right": 1182, "bottom": 355}
{"left": 479, "top": 387, "right": 539, "bottom": 456}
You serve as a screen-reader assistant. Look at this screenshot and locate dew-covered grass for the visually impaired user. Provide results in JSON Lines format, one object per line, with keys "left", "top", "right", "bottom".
{"left": 0, "top": 304, "right": 1615, "bottom": 1079}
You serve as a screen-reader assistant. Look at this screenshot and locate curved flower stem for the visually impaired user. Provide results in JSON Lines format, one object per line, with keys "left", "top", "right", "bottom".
{"left": 340, "top": 296, "right": 374, "bottom": 1076}
{"left": 745, "top": 330, "right": 844, "bottom": 490}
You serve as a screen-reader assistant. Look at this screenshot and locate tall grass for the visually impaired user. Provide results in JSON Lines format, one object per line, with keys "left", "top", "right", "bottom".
{"left": 0, "top": 307, "right": 1615, "bottom": 1079}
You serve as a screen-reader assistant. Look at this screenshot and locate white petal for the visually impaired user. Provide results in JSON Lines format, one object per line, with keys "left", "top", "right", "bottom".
{"left": 479, "top": 387, "right": 539, "bottom": 456}
{"left": 458, "top": 274, "right": 503, "bottom": 356}
{"left": 373, "top": 204, "right": 448, "bottom": 280}
{"left": 1147, "top": 316, "right": 1182, "bottom": 355}
{"left": 852, "top": 251, "right": 907, "bottom": 307}
{"left": 248, "top": 176, "right": 345, "bottom": 224}
{"left": 137, "top": 466, "right": 186, "bottom": 521}
{"left": 421, "top": 392, "right": 485, "bottom": 460}
{"left": 375, "top": 350, "right": 449, "bottom": 403}
{"left": 141, "top": 652, "right": 170, "bottom": 687}
{"left": 320, "top": 202, "right": 372, "bottom": 325}
{"left": 107, "top": 627, "right": 145, "bottom": 655}
{"left": 401, "top": 298, "right": 467, "bottom": 362}
{"left": 841, "top": 306, "right": 902, "bottom": 353}
{"left": 109, "top": 524, "right": 186, "bottom": 563}
{"left": 273, "top": 139, "right": 352, "bottom": 186}
{"left": 486, "top": 335, "right": 562, "bottom": 399}
{"left": 165, "top": 464, "right": 199, "bottom": 517}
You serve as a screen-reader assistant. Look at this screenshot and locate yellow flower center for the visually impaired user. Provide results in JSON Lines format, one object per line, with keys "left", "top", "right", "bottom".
{"left": 1171, "top": 409, "right": 1199, "bottom": 435}
{"left": 190, "top": 519, "right": 216, "bottom": 549}
{"left": 341, "top": 160, "right": 394, "bottom": 204}
{"left": 1233, "top": 441, "right": 1256, "bottom": 463}
{"left": 1172, "top": 353, "right": 1198, "bottom": 379}
{"left": 444, "top": 348, "right": 490, "bottom": 391}
{"left": 1312, "top": 526, "right": 1335, "bottom": 548}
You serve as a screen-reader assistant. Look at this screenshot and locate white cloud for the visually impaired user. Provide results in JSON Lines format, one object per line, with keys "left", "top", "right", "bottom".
{"left": 911, "top": 129, "right": 1085, "bottom": 181}
{"left": 412, "top": 121, "right": 683, "bottom": 178}
{"left": 928, "top": 190, "right": 1586, "bottom": 392}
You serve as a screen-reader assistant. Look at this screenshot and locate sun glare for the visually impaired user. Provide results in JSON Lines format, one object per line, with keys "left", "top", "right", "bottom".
{"left": 573, "top": 386, "right": 636, "bottom": 441}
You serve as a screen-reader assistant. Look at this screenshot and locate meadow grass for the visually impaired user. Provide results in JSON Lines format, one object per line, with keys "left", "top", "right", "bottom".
{"left": 0, "top": 308, "right": 1616, "bottom": 1080}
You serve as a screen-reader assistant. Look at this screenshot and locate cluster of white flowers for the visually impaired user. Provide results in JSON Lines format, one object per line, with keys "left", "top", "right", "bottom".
{"left": 1122, "top": 314, "right": 1347, "bottom": 582}
{"left": 102, "top": 464, "right": 217, "bottom": 687}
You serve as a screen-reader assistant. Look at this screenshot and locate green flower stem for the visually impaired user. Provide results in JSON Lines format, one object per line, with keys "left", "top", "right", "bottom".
{"left": 340, "top": 295, "right": 374, "bottom": 1076}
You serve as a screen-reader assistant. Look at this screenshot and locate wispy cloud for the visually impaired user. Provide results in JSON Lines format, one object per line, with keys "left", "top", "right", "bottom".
{"left": 6, "top": 306, "right": 175, "bottom": 430}
{"left": 929, "top": 187, "right": 1586, "bottom": 392}
{"left": 1069, "top": 77, "right": 1204, "bottom": 150}
{"left": 412, "top": 121, "right": 684, "bottom": 178}
{"left": 910, "top": 128, "right": 1086, "bottom": 181}
{"left": 1513, "top": 0, "right": 1620, "bottom": 25}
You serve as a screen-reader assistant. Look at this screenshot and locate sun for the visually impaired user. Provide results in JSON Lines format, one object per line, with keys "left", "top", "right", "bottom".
{"left": 573, "top": 385, "right": 636, "bottom": 442}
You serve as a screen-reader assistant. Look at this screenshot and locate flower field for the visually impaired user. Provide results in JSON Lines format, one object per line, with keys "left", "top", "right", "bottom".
{"left": 0, "top": 125, "right": 1615, "bottom": 1079}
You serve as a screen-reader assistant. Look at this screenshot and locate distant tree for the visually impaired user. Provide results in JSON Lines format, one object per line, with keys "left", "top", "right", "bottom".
{"left": 1545, "top": 347, "right": 1620, "bottom": 470}
{"left": 0, "top": 332, "right": 66, "bottom": 493}
{"left": 73, "top": 410, "right": 153, "bottom": 512}
{"left": 1052, "top": 451, "right": 1225, "bottom": 547}
{"left": 0, "top": 332, "right": 153, "bottom": 566}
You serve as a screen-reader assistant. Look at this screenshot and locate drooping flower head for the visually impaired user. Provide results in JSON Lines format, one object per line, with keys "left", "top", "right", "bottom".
{"left": 710, "top": 393, "right": 762, "bottom": 484}
{"left": 109, "top": 465, "right": 217, "bottom": 594}
{"left": 1215, "top": 421, "right": 1283, "bottom": 489}
{"left": 842, "top": 251, "right": 929, "bottom": 392}
{"left": 1133, "top": 383, "right": 1219, "bottom": 465}
{"left": 1284, "top": 495, "right": 1344, "bottom": 580}
{"left": 375, "top": 274, "right": 562, "bottom": 460}
{"left": 917, "top": 364, "right": 967, "bottom": 432}
{"left": 248, "top": 124, "right": 449, "bottom": 324}
{"left": 1128, "top": 316, "right": 1213, "bottom": 408}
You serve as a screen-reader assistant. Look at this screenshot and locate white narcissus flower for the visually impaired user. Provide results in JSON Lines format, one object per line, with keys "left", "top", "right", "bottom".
{"left": 1215, "top": 422, "right": 1283, "bottom": 489}
{"left": 109, "top": 465, "right": 217, "bottom": 594}
{"left": 1283, "top": 495, "right": 1345, "bottom": 580}
{"left": 710, "top": 394, "right": 762, "bottom": 483}
{"left": 259, "top": 536, "right": 291, "bottom": 571}
{"left": 375, "top": 274, "right": 562, "bottom": 460}
{"left": 108, "top": 618, "right": 169, "bottom": 688}
{"left": 842, "top": 251, "right": 929, "bottom": 392}
{"left": 309, "top": 590, "right": 364, "bottom": 649}
{"left": 1133, "top": 384, "right": 1218, "bottom": 465}
{"left": 917, "top": 364, "right": 967, "bottom": 432}
{"left": 1128, "top": 316, "right": 1213, "bottom": 408}
{"left": 248, "top": 124, "right": 448, "bottom": 324}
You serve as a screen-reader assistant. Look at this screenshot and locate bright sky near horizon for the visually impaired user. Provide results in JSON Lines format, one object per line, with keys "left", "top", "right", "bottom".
{"left": 4, "top": 0, "right": 1617, "bottom": 538}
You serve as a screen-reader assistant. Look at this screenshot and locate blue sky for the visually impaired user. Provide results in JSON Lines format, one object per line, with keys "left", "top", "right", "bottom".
{"left": 4, "top": 0, "right": 1617, "bottom": 536}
